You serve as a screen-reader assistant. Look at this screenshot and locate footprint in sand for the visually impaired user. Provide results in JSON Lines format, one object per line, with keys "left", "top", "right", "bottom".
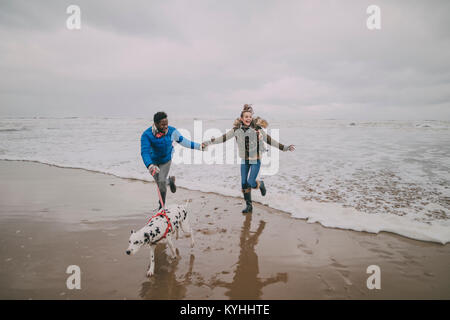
{"left": 330, "top": 258, "right": 353, "bottom": 286}
{"left": 297, "top": 240, "right": 313, "bottom": 255}
{"left": 330, "top": 257, "right": 346, "bottom": 269}
{"left": 336, "top": 270, "right": 352, "bottom": 286}
{"left": 368, "top": 247, "right": 393, "bottom": 257}
{"left": 317, "top": 273, "right": 335, "bottom": 292}
{"left": 297, "top": 244, "right": 313, "bottom": 255}
{"left": 197, "top": 227, "right": 227, "bottom": 235}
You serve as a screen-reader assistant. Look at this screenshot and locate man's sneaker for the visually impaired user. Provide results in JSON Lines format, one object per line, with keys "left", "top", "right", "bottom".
{"left": 169, "top": 176, "right": 176, "bottom": 193}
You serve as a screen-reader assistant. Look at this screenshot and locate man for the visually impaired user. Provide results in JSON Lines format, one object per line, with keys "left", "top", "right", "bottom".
{"left": 141, "top": 112, "right": 204, "bottom": 210}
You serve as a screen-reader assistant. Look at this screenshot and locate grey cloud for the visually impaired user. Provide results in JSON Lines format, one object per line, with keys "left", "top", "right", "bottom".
{"left": 0, "top": 0, "right": 449, "bottom": 120}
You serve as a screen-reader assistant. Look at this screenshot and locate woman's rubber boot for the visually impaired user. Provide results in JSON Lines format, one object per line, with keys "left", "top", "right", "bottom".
{"left": 257, "top": 180, "right": 266, "bottom": 196}
{"left": 242, "top": 188, "right": 253, "bottom": 213}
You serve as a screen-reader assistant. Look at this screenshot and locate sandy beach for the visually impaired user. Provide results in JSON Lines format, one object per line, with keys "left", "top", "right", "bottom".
{"left": 0, "top": 160, "right": 449, "bottom": 300}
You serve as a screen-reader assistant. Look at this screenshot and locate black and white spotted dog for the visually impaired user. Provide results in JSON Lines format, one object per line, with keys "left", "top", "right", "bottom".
{"left": 126, "top": 203, "right": 195, "bottom": 277}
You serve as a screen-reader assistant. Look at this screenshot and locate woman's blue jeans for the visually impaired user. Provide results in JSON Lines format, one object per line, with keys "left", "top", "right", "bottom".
{"left": 240, "top": 159, "right": 261, "bottom": 190}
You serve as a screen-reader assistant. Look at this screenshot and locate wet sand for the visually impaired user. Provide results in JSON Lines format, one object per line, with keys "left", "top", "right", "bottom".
{"left": 0, "top": 160, "right": 449, "bottom": 299}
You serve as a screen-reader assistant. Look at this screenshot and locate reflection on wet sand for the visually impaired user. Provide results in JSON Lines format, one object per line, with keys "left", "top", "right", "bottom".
{"left": 139, "top": 247, "right": 197, "bottom": 299}
{"left": 210, "top": 213, "right": 287, "bottom": 299}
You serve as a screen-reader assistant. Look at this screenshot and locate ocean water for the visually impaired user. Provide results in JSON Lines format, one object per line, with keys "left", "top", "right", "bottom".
{"left": 1, "top": 117, "right": 449, "bottom": 244}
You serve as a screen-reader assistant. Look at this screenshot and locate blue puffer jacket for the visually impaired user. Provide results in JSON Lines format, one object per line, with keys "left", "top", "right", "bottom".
{"left": 141, "top": 125, "right": 201, "bottom": 167}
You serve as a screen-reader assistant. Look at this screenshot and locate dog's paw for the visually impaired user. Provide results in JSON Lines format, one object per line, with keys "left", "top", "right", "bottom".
{"left": 146, "top": 270, "right": 154, "bottom": 277}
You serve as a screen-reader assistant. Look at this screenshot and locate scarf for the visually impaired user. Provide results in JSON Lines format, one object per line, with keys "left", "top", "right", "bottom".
{"left": 152, "top": 123, "right": 168, "bottom": 138}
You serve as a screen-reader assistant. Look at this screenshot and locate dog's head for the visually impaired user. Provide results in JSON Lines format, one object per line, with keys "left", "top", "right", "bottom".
{"left": 126, "top": 229, "right": 148, "bottom": 255}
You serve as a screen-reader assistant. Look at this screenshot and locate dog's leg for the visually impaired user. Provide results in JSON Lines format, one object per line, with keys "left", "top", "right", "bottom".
{"left": 166, "top": 234, "right": 177, "bottom": 260}
{"left": 181, "top": 219, "right": 195, "bottom": 248}
{"left": 146, "top": 244, "right": 156, "bottom": 277}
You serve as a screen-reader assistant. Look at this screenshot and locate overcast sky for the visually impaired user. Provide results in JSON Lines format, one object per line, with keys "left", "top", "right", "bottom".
{"left": 0, "top": 0, "right": 449, "bottom": 120}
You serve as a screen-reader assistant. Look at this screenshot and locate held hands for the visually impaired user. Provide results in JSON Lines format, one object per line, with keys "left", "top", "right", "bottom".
{"left": 148, "top": 164, "right": 160, "bottom": 176}
{"left": 201, "top": 137, "right": 215, "bottom": 151}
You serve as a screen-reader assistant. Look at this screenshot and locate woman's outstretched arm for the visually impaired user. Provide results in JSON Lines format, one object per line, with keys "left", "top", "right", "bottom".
{"left": 203, "top": 129, "right": 236, "bottom": 147}
{"left": 260, "top": 130, "right": 295, "bottom": 151}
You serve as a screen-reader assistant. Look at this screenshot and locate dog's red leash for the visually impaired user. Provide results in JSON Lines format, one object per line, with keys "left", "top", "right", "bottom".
{"left": 146, "top": 176, "right": 173, "bottom": 239}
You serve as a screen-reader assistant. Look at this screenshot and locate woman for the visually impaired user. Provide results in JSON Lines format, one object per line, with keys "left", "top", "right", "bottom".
{"left": 203, "top": 104, "right": 295, "bottom": 213}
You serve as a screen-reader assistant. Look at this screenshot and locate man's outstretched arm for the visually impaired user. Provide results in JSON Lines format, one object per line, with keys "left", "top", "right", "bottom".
{"left": 172, "top": 129, "right": 201, "bottom": 150}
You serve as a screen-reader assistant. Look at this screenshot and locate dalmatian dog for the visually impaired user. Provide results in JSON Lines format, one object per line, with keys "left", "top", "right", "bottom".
{"left": 126, "top": 203, "right": 195, "bottom": 277}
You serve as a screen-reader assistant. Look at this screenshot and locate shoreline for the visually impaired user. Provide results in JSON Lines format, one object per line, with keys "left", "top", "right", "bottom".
{"left": 1, "top": 160, "right": 449, "bottom": 299}
{"left": 1, "top": 158, "right": 447, "bottom": 245}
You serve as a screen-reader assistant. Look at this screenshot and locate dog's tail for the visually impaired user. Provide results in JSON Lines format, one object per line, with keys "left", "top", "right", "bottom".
{"left": 184, "top": 199, "right": 191, "bottom": 211}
